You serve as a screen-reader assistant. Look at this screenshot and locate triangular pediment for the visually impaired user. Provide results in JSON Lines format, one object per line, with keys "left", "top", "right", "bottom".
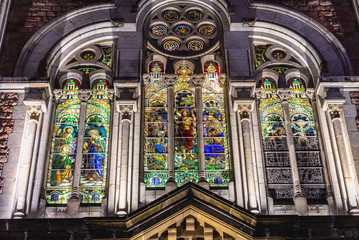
{"left": 85, "top": 183, "right": 256, "bottom": 239}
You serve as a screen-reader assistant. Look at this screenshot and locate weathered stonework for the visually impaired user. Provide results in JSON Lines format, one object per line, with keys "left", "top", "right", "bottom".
{"left": 350, "top": 91, "right": 359, "bottom": 130}
{"left": 0, "top": 92, "right": 18, "bottom": 194}
{"left": 0, "top": 0, "right": 111, "bottom": 76}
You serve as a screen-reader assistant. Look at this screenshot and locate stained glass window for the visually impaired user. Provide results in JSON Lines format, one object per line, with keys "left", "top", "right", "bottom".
{"left": 144, "top": 68, "right": 168, "bottom": 188}
{"left": 288, "top": 78, "right": 326, "bottom": 200}
{"left": 174, "top": 70, "right": 198, "bottom": 186}
{"left": 258, "top": 78, "right": 293, "bottom": 201}
{"left": 202, "top": 61, "right": 229, "bottom": 186}
{"left": 80, "top": 80, "right": 111, "bottom": 203}
{"left": 46, "top": 79, "right": 80, "bottom": 204}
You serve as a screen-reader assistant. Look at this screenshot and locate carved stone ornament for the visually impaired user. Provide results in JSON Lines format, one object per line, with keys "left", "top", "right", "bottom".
{"left": 27, "top": 106, "right": 42, "bottom": 122}
{"left": 107, "top": 89, "right": 115, "bottom": 101}
{"left": 192, "top": 74, "right": 205, "bottom": 86}
{"left": 142, "top": 74, "right": 151, "bottom": 85}
{"left": 78, "top": 90, "right": 92, "bottom": 102}
{"left": 54, "top": 89, "right": 63, "bottom": 101}
{"left": 237, "top": 104, "right": 252, "bottom": 119}
{"left": 117, "top": 102, "right": 137, "bottom": 120}
{"left": 328, "top": 104, "right": 343, "bottom": 119}
{"left": 277, "top": 89, "right": 291, "bottom": 101}
{"left": 306, "top": 88, "right": 315, "bottom": 100}
{"left": 164, "top": 74, "right": 177, "bottom": 86}
{"left": 255, "top": 89, "right": 262, "bottom": 99}
{"left": 219, "top": 73, "right": 226, "bottom": 85}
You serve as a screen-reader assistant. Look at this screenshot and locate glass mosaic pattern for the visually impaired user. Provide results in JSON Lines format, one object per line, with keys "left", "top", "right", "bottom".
{"left": 162, "top": 10, "right": 180, "bottom": 21}
{"left": 258, "top": 78, "right": 293, "bottom": 200}
{"left": 174, "top": 24, "right": 192, "bottom": 36}
{"left": 174, "top": 74, "right": 198, "bottom": 186}
{"left": 144, "top": 77, "right": 168, "bottom": 188}
{"left": 80, "top": 80, "right": 110, "bottom": 204}
{"left": 202, "top": 65, "right": 229, "bottom": 187}
{"left": 288, "top": 78, "right": 326, "bottom": 200}
{"left": 198, "top": 24, "right": 216, "bottom": 36}
{"left": 163, "top": 39, "right": 180, "bottom": 51}
{"left": 151, "top": 25, "right": 168, "bottom": 36}
{"left": 187, "top": 39, "right": 204, "bottom": 51}
{"left": 46, "top": 80, "right": 80, "bottom": 204}
{"left": 186, "top": 9, "right": 203, "bottom": 21}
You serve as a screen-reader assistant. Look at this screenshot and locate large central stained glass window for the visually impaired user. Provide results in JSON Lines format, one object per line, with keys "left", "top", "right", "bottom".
{"left": 144, "top": 61, "right": 230, "bottom": 188}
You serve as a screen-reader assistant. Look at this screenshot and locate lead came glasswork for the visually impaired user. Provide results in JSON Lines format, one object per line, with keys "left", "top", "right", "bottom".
{"left": 288, "top": 78, "right": 326, "bottom": 200}
{"left": 198, "top": 24, "right": 216, "bottom": 36}
{"left": 162, "top": 10, "right": 180, "bottom": 21}
{"left": 151, "top": 25, "right": 168, "bottom": 36}
{"left": 163, "top": 39, "right": 180, "bottom": 51}
{"left": 187, "top": 39, "right": 204, "bottom": 51}
{"left": 186, "top": 9, "right": 203, "bottom": 21}
{"left": 174, "top": 24, "right": 192, "bottom": 36}
{"left": 80, "top": 80, "right": 110, "bottom": 203}
{"left": 174, "top": 71, "right": 198, "bottom": 186}
{"left": 144, "top": 71, "right": 168, "bottom": 188}
{"left": 202, "top": 61, "right": 229, "bottom": 186}
{"left": 258, "top": 78, "right": 293, "bottom": 200}
{"left": 46, "top": 80, "right": 80, "bottom": 204}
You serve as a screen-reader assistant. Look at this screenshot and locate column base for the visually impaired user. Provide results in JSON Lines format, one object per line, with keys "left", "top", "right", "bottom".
{"left": 165, "top": 178, "right": 177, "bottom": 193}
{"left": 293, "top": 195, "right": 309, "bottom": 216}
{"left": 198, "top": 178, "right": 210, "bottom": 190}
{"left": 66, "top": 197, "right": 80, "bottom": 217}
{"left": 116, "top": 210, "right": 127, "bottom": 217}
{"left": 13, "top": 211, "right": 25, "bottom": 219}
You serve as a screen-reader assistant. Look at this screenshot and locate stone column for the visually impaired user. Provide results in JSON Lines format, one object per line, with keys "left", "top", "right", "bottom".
{"left": 328, "top": 104, "right": 359, "bottom": 214}
{"left": 164, "top": 74, "right": 177, "bottom": 191}
{"left": 117, "top": 102, "right": 136, "bottom": 216}
{"left": 278, "top": 90, "right": 308, "bottom": 215}
{"left": 66, "top": 90, "right": 91, "bottom": 216}
{"left": 192, "top": 74, "right": 208, "bottom": 189}
{"left": 237, "top": 103, "right": 259, "bottom": 213}
{"left": 13, "top": 102, "right": 45, "bottom": 218}
{"left": 307, "top": 90, "right": 336, "bottom": 214}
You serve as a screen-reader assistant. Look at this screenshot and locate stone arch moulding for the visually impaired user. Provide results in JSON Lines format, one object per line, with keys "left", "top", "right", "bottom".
{"left": 13, "top": 3, "right": 123, "bottom": 79}
{"left": 135, "top": 0, "right": 231, "bottom": 32}
{"left": 232, "top": 2, "right": 353, "bottom": 78}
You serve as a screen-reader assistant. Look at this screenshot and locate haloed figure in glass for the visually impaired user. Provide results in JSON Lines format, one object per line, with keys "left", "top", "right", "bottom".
{"left": 176, "top": 108, "right": 197, "bottom": 154}
{"left": 50, "top": 144, "right": 75, "bottom": 186}
{"left": 84, "top": 129, "right": 105, "bottom": 181}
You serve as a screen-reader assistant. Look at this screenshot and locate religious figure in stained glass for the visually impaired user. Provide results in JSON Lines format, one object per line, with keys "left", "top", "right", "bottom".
{"left": 80, "top": 80, "right": 110, "bottom": 203}
{"left": 46, "top": 79, "right": 80, "bottom": 204}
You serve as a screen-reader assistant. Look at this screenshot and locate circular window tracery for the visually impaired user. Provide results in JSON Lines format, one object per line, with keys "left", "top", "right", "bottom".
{"left": 151, "top": 25, "right": 168, "bottom": 36}
{"left": 145, "top": 3, "right": 222, "bottom": 58}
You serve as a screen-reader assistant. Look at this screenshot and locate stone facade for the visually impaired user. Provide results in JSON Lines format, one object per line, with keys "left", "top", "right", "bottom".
{"left": 0, "top": 0, "right": 359, "bottom": 239}
{"left": 0, "top": 92, "right": 18, "bottom": 193}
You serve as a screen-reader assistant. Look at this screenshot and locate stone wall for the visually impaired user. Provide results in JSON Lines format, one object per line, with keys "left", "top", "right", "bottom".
{"left": 259, "top": 0, "right": 359, "bottom": 74}
{"left": 350, "top": 91, "right": 359, "bottom": 130}
{"left": 0, "top": 0, "right": 111, "bottom": 76}
{"left": 0, "top": 92, "right": 18, "bottom": 193}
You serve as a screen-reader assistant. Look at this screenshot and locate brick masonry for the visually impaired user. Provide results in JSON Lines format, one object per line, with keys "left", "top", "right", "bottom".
{"left": 261, "top": 0, "right": 359, "bottom": 75}
{"left": 0, "top": 0, "right": 111, "bottom": 76}
{"left": 350, "top": 91, "right": 359, "bottom": 130}
{"left": 0, "top": 93, "right": 18, "bottom": 193}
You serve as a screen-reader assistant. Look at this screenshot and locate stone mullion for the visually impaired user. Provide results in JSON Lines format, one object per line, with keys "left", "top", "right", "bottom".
{"left": 193, "top": 75, "right": 206, "bottom": 185}
{"left": 307, "top": 92, "right": 336, "bottom": 213}
{"left": 328, "top": 104, "right": 359, "bottom": 214}
{"left": 13, "top": 103, "right": 43, "bottom": 218}
{"left": 237, "top": 103, "right": 259, "bottom": 213}
{"left": 67, "top": 90, "right": 90, "bottom": 216}
{"left": 278, "top": 90, "right": 308, "bottom": 215}
{"left": 116, "top": 102, "right": 136, "bottom": 216}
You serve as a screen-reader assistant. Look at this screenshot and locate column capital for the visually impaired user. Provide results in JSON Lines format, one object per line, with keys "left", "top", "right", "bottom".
{"left": 78, "top": 90, "right": 92, "bottom": 102}
{"left": 219, "top": 73, "right": 226, "bottom": 85}
{"left": 306, "top": 88, "right": 315, "bottom": 100}
{"left": 54, "top": 89, "right": 63, "bottom": 101}
{"left": 328, "top": 104, "right": 344, "bottom": 120}
{"left": 192, "top": 74, "right": 205, "bottom": 86}
{"left": 164, "top": 74, "right": 177, "bottom": 86}
{"left": 116, "top": 100, "right": 137, "bottom": 120}
{"left": 23, "top": 100, "right": 47, "bottom": 122}
{"left": 277, "top": 89, "right": 292, "bottom": 102}
{"left": 142, "top": 74, "right": 151, "bottom": 85}
{"left": 233, "top": 100, "right": 255, "bottom": 112}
